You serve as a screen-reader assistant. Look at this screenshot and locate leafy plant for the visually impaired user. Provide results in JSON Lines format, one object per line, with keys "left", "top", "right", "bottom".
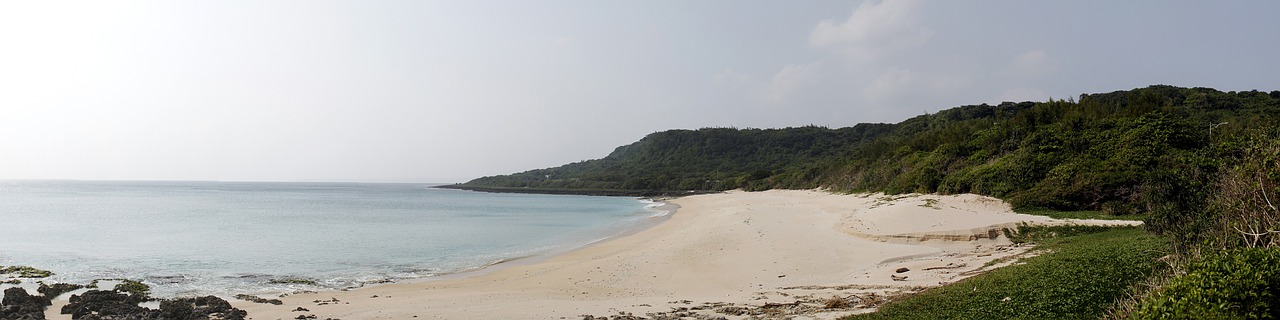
{"left": 1133, "top": 248, "right": 1280, "bottom": 319}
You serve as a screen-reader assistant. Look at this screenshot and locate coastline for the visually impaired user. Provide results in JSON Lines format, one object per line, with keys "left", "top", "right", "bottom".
{"left": 433, "top": 183, "right": 718, "bottom": 198}
{"left": 24, "top": 195, "right": 677, "bottom": 320}
{"left": 406, "top": 201, "right": 681, "bottom": 284}
{"left": 231, "top": 190, "right": 1141, "bottom": 319}
{"left": 1, "top": 183, "right": 665, "bottom": 301}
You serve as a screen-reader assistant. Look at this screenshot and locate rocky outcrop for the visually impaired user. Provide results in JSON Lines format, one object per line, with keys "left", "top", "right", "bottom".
{"left": 1, "top": 287, "right": 50, "bottom": 320}
{"left": 37, "top": 283, "right": 85, "bottom": 300}
{"left": 61, "top": 290, "right": 154, "bottom": 320}
{"left": 156, "top": 296, "right": 247, "bottom": 320}
{"left": 233, "top": 294, "right": 282, "bottom": 305}
{"left": 61, "top": 290, "right": 246, "bottom": 320}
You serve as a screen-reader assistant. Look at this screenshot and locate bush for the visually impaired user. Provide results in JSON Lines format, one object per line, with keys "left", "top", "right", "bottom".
{"left": 1133, "top": 248, "right": 1280, "bottom": 319}
{"left": 1205, "top": 130, "right": 1280, "bottom": 248}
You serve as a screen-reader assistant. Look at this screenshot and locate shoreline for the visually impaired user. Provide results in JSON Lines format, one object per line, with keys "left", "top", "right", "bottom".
{"left": 1, "top": 192, "right": 676, "bottom": 314}
{"left": 405, "top": 201, "right": 681, "bottom": 284}
{"left": 24, "top": 197, "right": 681, "bottom": 320}
{"left": 433, "top": 184, "right": 719, "bottom": 197}
{"left": 231, "top": 190, "right": 1141, "bottom": 319}
{"left": 2, "top": 182, "right": 674, "bottom": 301}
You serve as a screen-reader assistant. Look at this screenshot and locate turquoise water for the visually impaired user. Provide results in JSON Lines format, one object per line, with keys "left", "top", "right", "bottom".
{"left": 0, "top": 180, "right": 662, "bottom": 297}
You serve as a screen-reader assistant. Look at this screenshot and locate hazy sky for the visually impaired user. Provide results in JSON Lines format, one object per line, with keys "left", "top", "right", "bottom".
{"left": 2, "top": 1, "right": 1277, "bottom": 183}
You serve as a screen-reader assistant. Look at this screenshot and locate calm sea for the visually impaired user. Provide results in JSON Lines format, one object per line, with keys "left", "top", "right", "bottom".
{"left": 0, "top": 180, "right": 663, "bottom": 297}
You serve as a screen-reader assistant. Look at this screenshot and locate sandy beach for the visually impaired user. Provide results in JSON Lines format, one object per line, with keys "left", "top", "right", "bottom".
{"left": 231, "top": 190, "right": 1139, "bottom": 320}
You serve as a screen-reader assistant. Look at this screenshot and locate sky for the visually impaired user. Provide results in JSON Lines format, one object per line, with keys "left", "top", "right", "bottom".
{"left": 1, "top": 1, "right": 1277, "bottom": 183}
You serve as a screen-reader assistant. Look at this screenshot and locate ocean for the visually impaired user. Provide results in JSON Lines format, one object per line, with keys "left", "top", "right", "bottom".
{"left": 0, "top": 180, "right": 664, "bottom": 297}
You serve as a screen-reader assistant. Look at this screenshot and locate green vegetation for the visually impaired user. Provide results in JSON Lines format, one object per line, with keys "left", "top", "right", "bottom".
{"left": 454, "top": 86, "right": 1279, "bottom": 224}
{"left": 1133, "top": 248, "right": 1280, "bottom": 319}
{"left": 919, "top": 198, "right": 941, "bottom": 209}
{"left": 0, "top": 265, "right": 54, "bottom": 278}
{"left": 847, "top": 226, "right": 1167, "bottom": 320}
{"left": 114, "top": 279, "right": 152, "bottom": 299}
{"left": 453, "top": 124, "right": 894, "bottom": 194}
{"left": 1013, "top": 208, "right": 1144, "bottom": 221}
{"left": 1128, "top": 129, "right": 1280, "bottom": 318}
{"left": 1006, "top": 224, "right": 1122, "bottom": 244}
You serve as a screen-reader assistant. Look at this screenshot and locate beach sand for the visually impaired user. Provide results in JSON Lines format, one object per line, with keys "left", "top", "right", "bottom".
{"left": 231, "top": 190, "right": 1139, "bottom": 320}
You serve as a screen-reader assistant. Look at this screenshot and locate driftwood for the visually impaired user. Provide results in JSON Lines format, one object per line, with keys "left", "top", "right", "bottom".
{"left": 923, "top": 263, "right": 967, "bottom": 271}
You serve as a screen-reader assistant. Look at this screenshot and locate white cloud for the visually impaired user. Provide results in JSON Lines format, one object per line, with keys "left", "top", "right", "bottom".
{"left": 712, "top": 68, "right": 755, "bottom": 87}
{"left": 864, "top": 67, "right": 915, "bottom": 101}
{"left": 762, "top": 61, "right": 824, "bottom": 104}
{"left": 1003, "top": 50, "right": 1058, "bottom": 77}
{"left": 991, "top": 50, "right": 1058, "bottom": 103}
{"left": 863, "top": 67, "right": 972, "bottom": 103}
{"left": 809, "top": 0, "right": 932, "bottom": 62}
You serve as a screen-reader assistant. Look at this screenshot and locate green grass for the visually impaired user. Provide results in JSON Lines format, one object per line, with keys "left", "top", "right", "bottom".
{"left": 845, "top": 226, "right": 1168, "bottom": 320}
{"left": 1006, "top": 224, "right": 1122, "bottom": 245}
{"left": 1015, "top": 208, "right": 1145, "bottom": 221}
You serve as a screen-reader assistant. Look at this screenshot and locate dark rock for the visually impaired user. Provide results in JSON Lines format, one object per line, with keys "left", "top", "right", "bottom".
{"left": 61, "top": 290, "right": 153, "bottom": 320}
{"left": 292, "top": 307, "right": 309, "bottom": 312}
{"left": 157, "top": 296, "right": 247, "bottom": 320}
{"left": 1, "top": 287, "right": 50, "bottom": 320}
{"left": 38, "top": 283, "right": 86, "bottom": 300}
{"left": 2, "top": 287, "right": 50, "bottom": 307}
{"left": 895, "top": 267, "right": 910, "bottom": 273}
{"left": 61, "top": 291, "right": 246, "bottom": 320}
{"left": 110, "top": 280, "right": 150, "bottom": 301}
{"left": 233, "top": 294, "right": 282, "bottom": 305}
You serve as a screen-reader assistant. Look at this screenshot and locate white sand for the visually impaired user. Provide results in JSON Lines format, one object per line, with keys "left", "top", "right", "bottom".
{"left": 231, "top": 190, "right": 1139, "bottom": 320}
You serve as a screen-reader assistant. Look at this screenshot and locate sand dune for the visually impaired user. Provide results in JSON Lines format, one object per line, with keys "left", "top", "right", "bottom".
{"left": 232, "top": 190, "right": 1139, "bottom": 320}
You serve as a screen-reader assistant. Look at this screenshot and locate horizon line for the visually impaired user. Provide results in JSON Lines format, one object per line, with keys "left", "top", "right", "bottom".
{"left": 0, "top": 178, "right": 458, "bottom": 185}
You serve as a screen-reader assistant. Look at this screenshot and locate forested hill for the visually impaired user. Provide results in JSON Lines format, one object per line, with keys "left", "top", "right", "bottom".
{"left": 443, "top": 85, "right": 1279, "bottom": 227}
{"left": 447, "top": 124, "right": 899, "bottom": 195}
{"left": 445, "top": 102, "right": 1039, "bottom": 195}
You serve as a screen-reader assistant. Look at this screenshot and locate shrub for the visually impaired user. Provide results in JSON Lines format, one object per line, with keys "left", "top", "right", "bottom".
{"left": 1133, "top": 248, "right": 1280, "bottom": 319}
